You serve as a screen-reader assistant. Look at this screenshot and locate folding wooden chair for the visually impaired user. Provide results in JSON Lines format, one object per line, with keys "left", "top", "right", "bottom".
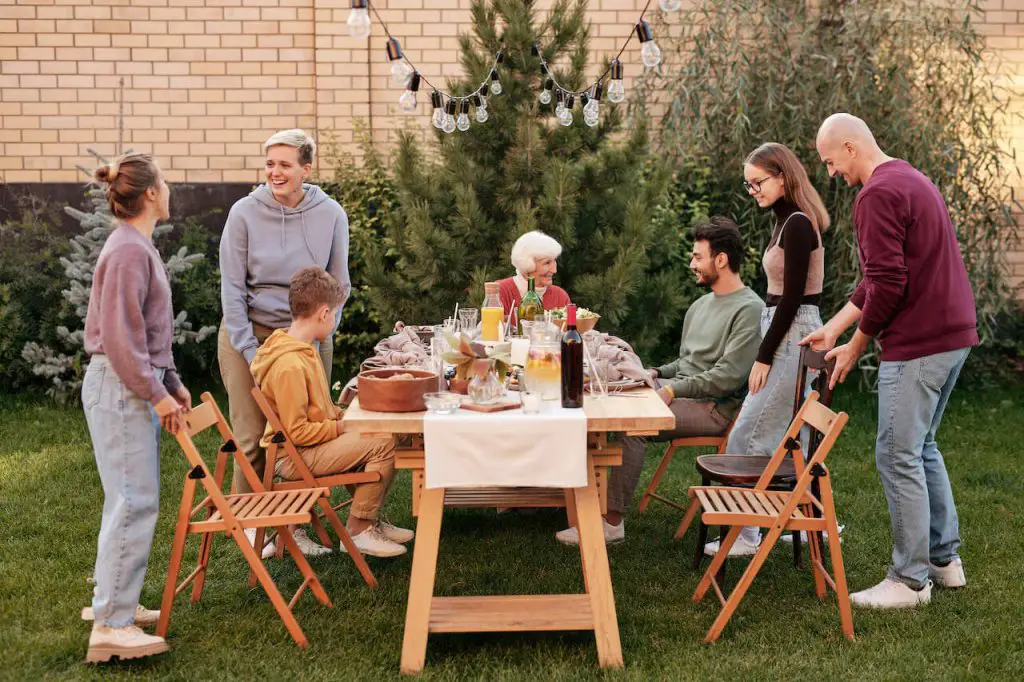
{"left": 637, "top": 417, "right": 736, "bottom": 514}
{"left": 249, "top": 386, "right": 378, "bottom": 588}
{"left": 156, "top": 393, "right": 332, "bottom": 648}
{"left": 677, "top": 392, "right": 853, "bottom": 643}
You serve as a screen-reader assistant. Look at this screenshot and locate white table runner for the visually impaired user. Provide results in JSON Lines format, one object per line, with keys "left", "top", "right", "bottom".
{"left": 423, "top": 405, "right": 588, "bottom": 489}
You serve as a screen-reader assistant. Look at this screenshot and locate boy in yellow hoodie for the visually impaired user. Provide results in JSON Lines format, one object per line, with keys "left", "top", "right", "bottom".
{"left": 250, "top": 267, "right": 413, "bottom": 558}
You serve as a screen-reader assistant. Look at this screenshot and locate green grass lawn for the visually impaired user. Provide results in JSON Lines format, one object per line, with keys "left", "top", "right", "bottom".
{"left": 1, "top": 387, "right": 1022, "bottom": 681}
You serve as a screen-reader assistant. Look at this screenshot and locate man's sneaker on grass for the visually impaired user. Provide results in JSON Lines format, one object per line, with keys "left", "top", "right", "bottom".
{"left": 244, "top": 528, "right": 277, "bottom": 559}
{"left": 930, "top": 557, "right": 966, "bottom": 588}
{"left": 340, "top": 525, "right": 407, "bottom": 558}
{"left": 377, "top": 520, "right": 415, "bottom": 544}
{"left": 850, "top": 578, "right": 932, "bottom": 609}
{"left": 86, "top": 625, "right": 168, "bottom": 663}
{"left": 703, "top": 534, "right": 761, "bottom": 558}
{"left": 290, "top": 527, "right": 332, "bottom": 556}
{"left": 555, "top": 519, "right": 625, "bottom": 546}
{"left": 781, "top": 524, "right": 845, "bottom": 545}
{"left": 81, "top": 604, "right": 160, "bottom": 626}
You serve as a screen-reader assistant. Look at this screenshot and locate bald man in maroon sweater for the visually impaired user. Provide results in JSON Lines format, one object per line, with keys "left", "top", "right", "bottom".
{"left": 803, "top": 114, "right": 977, "bottom": 610}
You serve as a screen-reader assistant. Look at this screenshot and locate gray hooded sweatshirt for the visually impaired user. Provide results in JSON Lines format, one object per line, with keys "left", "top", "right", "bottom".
{"left": 219, "top": 183, "right": 350, "bottom": 363}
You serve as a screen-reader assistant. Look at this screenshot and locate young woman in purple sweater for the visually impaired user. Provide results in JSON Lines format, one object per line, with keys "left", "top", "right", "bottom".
{"left": 80, "top": 153, "right": 191, "bottom": 663}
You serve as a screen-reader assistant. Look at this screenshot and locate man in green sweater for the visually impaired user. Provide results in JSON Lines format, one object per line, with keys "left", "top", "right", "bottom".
{"left": 557, "top": 217, "right": 764, "bottom": 545}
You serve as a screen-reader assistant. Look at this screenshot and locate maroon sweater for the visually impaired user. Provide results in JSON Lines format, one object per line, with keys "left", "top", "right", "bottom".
{"left": 850, "top": 160, "right": 978, "bottom": 361}
{"left": 84, "top": 224, "right": 182, "bottom": 403}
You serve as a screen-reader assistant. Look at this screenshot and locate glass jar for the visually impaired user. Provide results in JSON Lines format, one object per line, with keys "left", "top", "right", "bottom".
{"left": 467, "top": 358, "right": 505, "bottom": 404}
{"left": 480, "top": 281, "right": 505, "bottom": 342}
{"left": 522, "top": 320, "right": 562, "bottom": 400}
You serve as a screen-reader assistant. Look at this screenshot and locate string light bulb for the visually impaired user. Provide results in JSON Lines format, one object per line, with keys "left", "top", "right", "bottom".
{"left": 347, "top": 0, "right": 370, "bottom": 39}
{"left": 636, "top": 21, "right": 661, "bottom": 68}
{"left": 398, "top": 72, "right": 420, "bottom": 112}
{"left": 584, "top": 82, "right": 601, "bottom": 127}
{"left": 540, "top": 78, "right": 554, "bottom": 105}
{"left": 442, "top": 98, "right": 457, "bottom": 134}
{"left": 607, "top": 59, "right": 625, "bottom": 103}
{"left": 489, "top": 68, "right": 502, "bottom": 95}
{"left": 559, "top": 94, "right": 574, "bottom": 126}
{"left": 478, "top": 83, "right": 489, "bottom": 109}
{"left": 385, "top": 38, "right": 413, "bottom": 87}
{"left": 456, "top": 99, "right": 471, "bottom": 131}
{"left": 554, "top": 89, "right": 565, "bottom": 118}
{"left": 473, "top": 94, "right": 488, "bottom": 123}
{"left": 659, "top": 0, "right": 681, "bottom": 11}
{"left": 431, "top": 91, "right": 444, "bottom": 129}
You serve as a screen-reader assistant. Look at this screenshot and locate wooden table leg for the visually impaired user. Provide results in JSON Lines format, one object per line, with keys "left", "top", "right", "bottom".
{"left": 574, "top": 463, "right": 623, "bottom": 669}
{"left": 400, "top": 486, "right": 445, "bottom": 675}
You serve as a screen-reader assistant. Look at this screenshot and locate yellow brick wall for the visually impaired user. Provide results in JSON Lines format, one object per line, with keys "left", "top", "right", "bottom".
{"left": 0, "top": 0, "right": 1021, "bottom": 292}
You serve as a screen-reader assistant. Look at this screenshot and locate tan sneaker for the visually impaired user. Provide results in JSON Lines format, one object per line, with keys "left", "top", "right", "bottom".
{"left": 81, "top": 604, "right": 160, "bottom": 626}
{"left": 86, "top": 624, "right": 168, "bottom": 663}
{"left": 377, "top": 520, "right": 415, "bottom": 544}
{"left": 340, "top": 525, "right": 407, "bottom": 558}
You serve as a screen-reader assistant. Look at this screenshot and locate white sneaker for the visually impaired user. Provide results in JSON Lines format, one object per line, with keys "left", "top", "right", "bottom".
{"left": 341, "top": 525, "right": 407, "bottom": 558}
{"left": 781, "top": 525, "right": 845, "bottom": 545}
{"left": 929, "top": 557, "right": 966, "bottom": 588}
{"left": 244, "top": 528, "right": 278, "bottom": 559}
{"left": 850, "top": 578, "right": 932, "bottom": 609}
{"left": 86, "top": 624, "right": 168, "bottom": 663}
{"left": 376, "top": 520, "right": 415, "bottom": 544}
{"left": 81, "top": 604, "right": 160, "bottom": 626}
{"left": 291, "top": 527, "right": 332, "bottom": 556}
{"left": 704, "top": 535, "right": 761, "bottom": 557}
{"left": 555, "top": 519, "right": 625, "bottom": 546}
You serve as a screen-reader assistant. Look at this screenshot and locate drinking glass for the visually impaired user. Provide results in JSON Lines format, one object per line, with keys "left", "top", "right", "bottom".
{"left": 459, "top": 308, "right": 479, "bottom": 339}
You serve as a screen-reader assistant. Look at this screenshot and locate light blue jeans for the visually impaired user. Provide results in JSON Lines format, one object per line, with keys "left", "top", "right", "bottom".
{"left": 82, "top": 355, "right": 163, "bottom": 628}
{"left": 876, "top": 347, "right": 969, "bottom": 589}
{"left": 726, "top": 305, "right": 822, "bottom": 544}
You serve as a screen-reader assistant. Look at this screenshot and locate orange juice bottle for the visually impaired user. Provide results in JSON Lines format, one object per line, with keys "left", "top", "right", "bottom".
{"left": 480, "top": 282, "right": 504, "bottom": 342}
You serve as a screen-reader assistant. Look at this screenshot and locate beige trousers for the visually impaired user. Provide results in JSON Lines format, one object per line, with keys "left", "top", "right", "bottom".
{"left": 278, "top": 433, "right": 397, "bottom": 520}
{"left": 217, "top": 320, "right": 334, "bottom": 494}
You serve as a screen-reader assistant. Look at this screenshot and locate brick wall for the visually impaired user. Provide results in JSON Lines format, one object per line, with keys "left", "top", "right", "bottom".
{"left": 0, "top": 0, "right": 1021, "bottom": 292}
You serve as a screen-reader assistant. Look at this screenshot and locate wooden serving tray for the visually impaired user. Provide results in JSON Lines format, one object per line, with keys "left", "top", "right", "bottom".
{"left": 460, "top": 398, "right": 521, "bottom": 413}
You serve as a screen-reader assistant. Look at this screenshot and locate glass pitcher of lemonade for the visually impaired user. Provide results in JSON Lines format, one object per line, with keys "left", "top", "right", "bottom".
{"left": 480, "top": 281, "right": 504, "bottom": 342}
{"left": 523, "top": 320, "right": 562, "bottom": 400}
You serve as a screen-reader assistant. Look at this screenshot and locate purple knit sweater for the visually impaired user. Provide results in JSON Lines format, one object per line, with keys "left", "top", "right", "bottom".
{"left": 83, "top": 224, "right": 182, "bottom": 403}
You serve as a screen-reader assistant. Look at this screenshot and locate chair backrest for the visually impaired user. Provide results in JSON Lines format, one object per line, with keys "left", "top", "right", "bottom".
{"left": 794, "top": 346, "right": 836, "bottom": 412}
{"left": 755, "top": 391, "right": 848, "bottom": 492}
{"left": 249, "top": 386, "right": 322, "bottom": 488}
{"left": 177, "top": 392, "right": 265, "bottom": 495}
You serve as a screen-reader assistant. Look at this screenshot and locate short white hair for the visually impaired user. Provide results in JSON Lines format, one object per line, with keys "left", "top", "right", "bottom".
{"left": 263, "top": 128, "right": 316, "bottom": 165}
{"left": 511, "top": 230, "right": 562, "bottom": 275}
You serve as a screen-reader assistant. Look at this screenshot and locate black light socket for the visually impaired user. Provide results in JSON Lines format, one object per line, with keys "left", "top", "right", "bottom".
{"left": 480, "top": 83, "right": 489, "bottom": 97}
{"left": 580, "top": 93, "right": 590, "bottom": 107}
{"left": 351, "top": 0, "right": 367, "bottom": 8}
{"left": 385, "top": 37, "right": 403, "bottom": 61}
{"left": 431, "top": 90, "right": 442, "bottom": 109}
{"left": 408, "top": 72, "right": 421, "bottom": 92}
{"left": 543, "top": 78, "right": 554, "bottom": 91}
{"left": 496, "top": 49, "right": 505, "bottom": 63}
{"left": 565, "top": 94, "right": 575, "bottom": 110}
{"left": 472, "top": 94, "right": 483, "bottom": 107}
{"left": 460, "top": 99, "right": 470, "bottom": 115}
{"left": 635, "top": 20, "right": 653, "bottom": 43}
{"left": 445, "top": 98, "right": 457, "bottom": 115}
{"left": 490, "top": 68, "right": 499, "bottom": 81}
{"left": 555, "top": 89, "right": 564, "bottom": 104}
{"left": 593, "top": 81, "right": 604, "bottom": 101}
{"left": 610, "top": 59, "right": 624, "bottom": 81}
{"left": 540, "top": 63, "right": 548, "bottom": 75}
{"left": 531, "top": 43, "right": 540, "bottom": 57}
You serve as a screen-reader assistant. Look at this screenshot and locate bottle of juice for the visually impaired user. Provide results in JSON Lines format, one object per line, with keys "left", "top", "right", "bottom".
{"left": 480, "top": 281, "right": 504, "bottom": 342}
{"left": 517, "top": 276, "right": 544, "bottom": 335}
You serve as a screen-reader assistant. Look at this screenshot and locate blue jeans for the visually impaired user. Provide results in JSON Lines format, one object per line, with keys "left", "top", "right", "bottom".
{"left": 82, "top": 355, "right": 163, "bottom": 627}
{"left": 876, "top": 347, "right": 969, "bottom": 589}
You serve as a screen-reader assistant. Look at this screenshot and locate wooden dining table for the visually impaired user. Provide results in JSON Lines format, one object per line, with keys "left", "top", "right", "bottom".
{"left": 342, "top": 389, "right": 674, "bottom": 674}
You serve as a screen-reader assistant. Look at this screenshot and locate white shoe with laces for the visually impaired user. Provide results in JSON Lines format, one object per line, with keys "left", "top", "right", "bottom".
{"left": 81, "top": 604, "right": 160, "bottom": 626}
{"left": 703, "top": 535, "right": 761, "bottom": 557}
{"left": 929, "top": 557, "right": 966, "bottom": 588}
{"left": 244, "top": 527, "right": 279, "bottom": 559}
{"left": 290, "top": 527, "right": 332, "bottom": 556}
{"left": 850, "top": 577, "right": 932, "bottom": 609}
{"left": 377, "top": 520, "right": 415, "bottom": 544}
{"left": 340, "top": 525, "right": 407, "bottom": 558}
{"left": 781, "top": 525, "right": 845, "bottom": 545}
{"left": 86, "top": 624, "right": 168, "bottom": 663}
{"left": 555, "top": 519, "right": 625, "bottom": 546}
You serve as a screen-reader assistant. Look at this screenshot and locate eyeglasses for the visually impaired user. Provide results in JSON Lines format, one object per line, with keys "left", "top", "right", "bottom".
{"left": 743, "top": 174, "right": 776, "bottom": 194}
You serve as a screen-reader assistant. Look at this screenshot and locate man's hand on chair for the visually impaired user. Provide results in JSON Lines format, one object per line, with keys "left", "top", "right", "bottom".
{"left": 155, "top": 395, "right": 184, "bottom": 435}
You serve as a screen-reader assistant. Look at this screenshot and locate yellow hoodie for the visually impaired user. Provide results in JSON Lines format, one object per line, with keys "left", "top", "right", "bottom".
{"left": 250, "top": 329, "right": 341, "bottom": 449}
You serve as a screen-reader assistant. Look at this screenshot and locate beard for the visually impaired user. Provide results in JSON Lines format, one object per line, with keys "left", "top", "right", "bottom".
{"left": 693, "top": 264, "right": 719, "bottom": 288}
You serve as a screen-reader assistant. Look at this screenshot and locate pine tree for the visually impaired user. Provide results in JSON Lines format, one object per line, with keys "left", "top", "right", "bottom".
{"left": 22, "top": 148, "right": 215, "bottom": 402}
{"left": 363, "top": 0, "right": 685, "bottom": 359}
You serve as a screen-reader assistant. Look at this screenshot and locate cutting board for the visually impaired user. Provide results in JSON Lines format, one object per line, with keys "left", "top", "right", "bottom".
{"left": 460, "top": 398, "right": 521, "bottom": 413}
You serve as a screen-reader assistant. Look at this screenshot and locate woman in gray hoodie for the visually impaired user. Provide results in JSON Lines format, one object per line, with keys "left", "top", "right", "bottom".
{"left": 217, "top": 129, "right": 350, "bottom": 556}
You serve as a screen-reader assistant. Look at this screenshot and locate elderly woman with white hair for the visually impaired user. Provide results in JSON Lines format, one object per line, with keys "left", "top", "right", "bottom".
{"left": 217, "top": 128, "right": 350, "bottom": 555}
{"left": 497, "top": 230, "right": 572, "bottom": 316}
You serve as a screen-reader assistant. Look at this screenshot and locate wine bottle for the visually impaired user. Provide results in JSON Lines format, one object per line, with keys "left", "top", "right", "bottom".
{"left": 561, "top": 303, "right": 584, "bottom": 408}
{"left": 517, "top": 276, "right": 544, "bottom": 335}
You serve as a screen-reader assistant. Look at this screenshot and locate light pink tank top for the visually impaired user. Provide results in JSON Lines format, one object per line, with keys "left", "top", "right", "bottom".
{"left": 763, "top": 212, "right": 824, "bottom": 298}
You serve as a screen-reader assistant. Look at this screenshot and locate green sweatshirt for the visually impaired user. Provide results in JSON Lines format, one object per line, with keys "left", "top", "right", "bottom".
{"left": 656, "top": 287, "right": 764, "bottom": 418}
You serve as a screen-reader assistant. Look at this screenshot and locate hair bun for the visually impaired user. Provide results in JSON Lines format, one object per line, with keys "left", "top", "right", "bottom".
{"left": 94, "top": 163, "right": 119, "bottom": 184}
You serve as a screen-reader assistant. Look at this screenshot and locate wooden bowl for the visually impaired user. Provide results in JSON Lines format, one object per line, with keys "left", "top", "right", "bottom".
{"left": 549, "top": 315, "right": 600, "bottom": 333}
{"left": 357, "top": 368, "right": 438, "bottom": 412}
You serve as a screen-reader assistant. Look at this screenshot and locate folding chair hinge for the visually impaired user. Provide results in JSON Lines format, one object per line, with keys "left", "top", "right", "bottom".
{"left": 810, "top": 463, "right": 827, "bottom": 477}
{"left": 271, "top": 431, "right": 287, "bottom": 445}
{"left": 784, "top": 437, "right": 802, "bottom": 452}
{"left": 188, "top": 464, "right": 206, "bottom": 480}
{"left": 221, "top": 439, "right": 238, "bottom": 453}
